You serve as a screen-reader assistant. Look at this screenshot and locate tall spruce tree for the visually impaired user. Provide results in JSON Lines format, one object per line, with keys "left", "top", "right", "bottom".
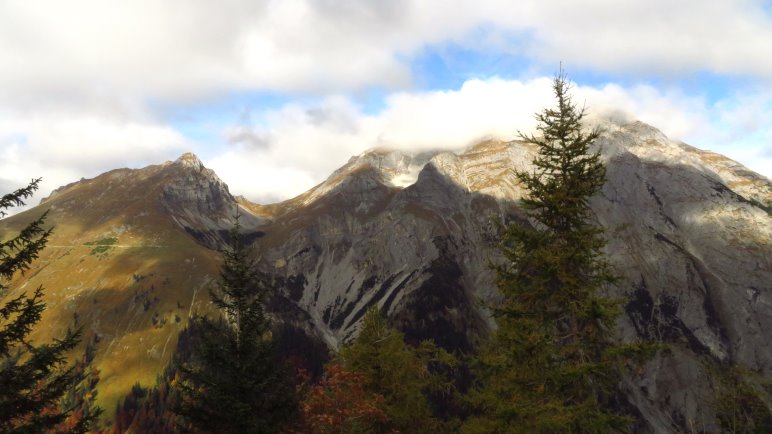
{"left": 175, "top": 215, "right": 297, "bottom": 434}
{"left": 464, "top": 70, "right": 649, "bottom": 433}
{"left": 1, "top": 179, "right": 96, "bottom": 433}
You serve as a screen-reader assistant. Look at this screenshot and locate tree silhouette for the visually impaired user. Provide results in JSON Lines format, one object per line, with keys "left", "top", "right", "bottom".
{"left": 174, "top": 215, "right": 297, "bottom": 433}
{"left": 1, "top": 178, "right": 98, "bottom": 433}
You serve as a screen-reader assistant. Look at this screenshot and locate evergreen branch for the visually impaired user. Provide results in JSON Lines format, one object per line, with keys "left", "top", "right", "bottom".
{"left": 0, "top": 179, "right": 41, "bottom": 218}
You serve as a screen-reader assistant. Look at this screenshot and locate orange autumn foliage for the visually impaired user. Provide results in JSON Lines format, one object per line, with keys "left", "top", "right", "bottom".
{"left": 299, "top": 364, "right": 389, "bottom": 434}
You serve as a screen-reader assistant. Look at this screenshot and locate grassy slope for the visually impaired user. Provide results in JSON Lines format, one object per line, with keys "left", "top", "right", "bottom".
{"left": 0, "top": 163, "right": 222, "bottom": 423}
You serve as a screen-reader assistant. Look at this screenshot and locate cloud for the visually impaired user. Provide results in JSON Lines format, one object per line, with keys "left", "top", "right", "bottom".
{"left": 210, "top": 76, "right": 771, "bottom": 203}
{"left": 0, "top": 113, "right": 187, "bottom": 210}
{"left": 482, "top": 0, "right": 772, "bottom": 78}
{"left": 0, "top": 0, "right": 412, "bottom": 105}
{"left": 226, "top": 127, "right": 270, "bottom": 149}
{"left": 0, "top": 0, "right": 770, "bottom": 107}
{"left": 0, "top": 74, "right": 768, "bottom": 210}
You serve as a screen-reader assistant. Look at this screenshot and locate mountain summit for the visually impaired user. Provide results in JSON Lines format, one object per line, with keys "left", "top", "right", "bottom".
{"left": 173, "top": 152, "right": 205, "bottom": 170}
{"left": 1, "top": 120, "right": 770, "bottom": 432}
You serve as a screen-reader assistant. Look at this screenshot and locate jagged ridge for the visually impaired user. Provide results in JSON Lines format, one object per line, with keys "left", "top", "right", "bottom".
{"left": 1, "top": 119, "right": 770, "bottom": 432}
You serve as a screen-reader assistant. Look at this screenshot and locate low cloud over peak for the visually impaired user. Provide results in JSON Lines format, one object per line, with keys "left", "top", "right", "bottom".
{"left": 209, "top": 77, "right": 771, "bottom": 203}
{"left": 0, "top": 1, "right": 769, "bottom": 207}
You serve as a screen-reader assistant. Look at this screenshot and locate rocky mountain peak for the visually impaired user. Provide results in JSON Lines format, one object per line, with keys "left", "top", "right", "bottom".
{"left": 173, "top": 152, "right": 205, "bottom": 171}
{"left": 342, "top": 148, "right": 437, "bottom": 188}
{"left": 594, "top": 121, "right": 770, "bottom": 205}
{"left": 286, "top": 149, "right": 437, "bottom": 209}
{"left": 160, "top": 153, "right": 265, "bottom": 248}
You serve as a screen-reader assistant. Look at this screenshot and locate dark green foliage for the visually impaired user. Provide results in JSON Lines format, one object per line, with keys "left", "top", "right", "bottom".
{"left": 174, "top": 215, "right": 297, "bottom": 434}
{"left": 1, "top": 179, "right": 52, "bottom": 291}
{"left": 113, "top": 383, "right": 150, "bottom": 433}
{"left": 709, "top": 364, "right": 772, "bottom": 433}
{"left": 0, "top": 179, "right": 98, "bottom": 433}
{"left": 338, "top": 307, "right": 459, "bottom": 433}
{"left": 112, "top": 380, "right": 178, "bottom": 434}
{"left": 464, "top": 70, "right": 653, "bottom": 433}
{"left": 84, "top": 237, "right": 118, "bottom": 257}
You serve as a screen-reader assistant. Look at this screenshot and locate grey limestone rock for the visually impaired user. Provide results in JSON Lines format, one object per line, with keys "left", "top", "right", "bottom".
{"left": 153, "top": 122, "right": 769, "bottom": 431}
{"left": 242, "top": 120, "right": 770, "bottom": 432}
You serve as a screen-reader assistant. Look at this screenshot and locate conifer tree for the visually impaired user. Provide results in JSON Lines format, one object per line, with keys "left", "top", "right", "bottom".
{"left": 464, "top": 70, "right": 650, "bottom": 433}
{"left": 1, "top": 179, "right": 97, "bottom": 433}
{"left": 337, "top": 307, "right": 457, "bottom": 434}
{"left": 174, "top": 215, "right": 297, "bottom": 434}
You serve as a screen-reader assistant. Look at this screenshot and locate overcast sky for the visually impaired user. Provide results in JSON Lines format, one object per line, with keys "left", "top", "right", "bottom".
{"left": 1, "top": 0, "right": 771, "bottom": 206}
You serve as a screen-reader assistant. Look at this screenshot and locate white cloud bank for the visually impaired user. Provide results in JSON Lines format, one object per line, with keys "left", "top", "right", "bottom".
{"left": 0, "top": 115, "right": 186, "bottom": 207}
{"left": 1, "top": 0, "right": 771, "bottom": 103}
{"left": 211, "top": 77, "right": 772, "bottom": 203}
{"left": 1, "top": 77, "right": 768, "bottom": 209}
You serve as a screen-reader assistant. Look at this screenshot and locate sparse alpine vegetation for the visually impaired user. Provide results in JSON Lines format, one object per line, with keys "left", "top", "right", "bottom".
{"left": 84, "top": 236, "right": 118, "bottom": 257}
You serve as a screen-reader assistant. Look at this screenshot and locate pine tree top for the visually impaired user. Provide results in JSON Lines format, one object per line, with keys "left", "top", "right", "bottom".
{"left": 516, "top": 70, "right": 606, "bottom": 236}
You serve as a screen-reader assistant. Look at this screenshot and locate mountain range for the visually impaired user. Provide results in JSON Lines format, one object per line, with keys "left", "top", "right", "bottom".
{"left": 1, "top": 119, "right": 770, "bottom": 432}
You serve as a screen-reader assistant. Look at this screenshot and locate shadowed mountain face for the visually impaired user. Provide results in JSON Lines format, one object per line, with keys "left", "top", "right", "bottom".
{"left": 1, "top": 120, "right": 770, "bottom": 431}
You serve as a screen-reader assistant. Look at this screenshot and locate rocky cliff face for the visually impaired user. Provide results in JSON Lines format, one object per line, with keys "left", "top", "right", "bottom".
{"left": 250, "top": 120, "right": 771, "bottom": 432}
{"left": 2, "top": 119, "right": 769, "bottom": 431}
{"left": 593, "top": 123, "right": 770, "bottom": 431}
{"left": 160, "top": 152, "right": 264, "bottom": 249}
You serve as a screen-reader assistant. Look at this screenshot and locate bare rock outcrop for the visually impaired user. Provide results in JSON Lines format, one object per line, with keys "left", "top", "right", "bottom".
{"left": 250, "top": 120, "right": 770, "bottom": 432}
{"left": 160, "top": 152, "right": 263, "bottom": 248}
